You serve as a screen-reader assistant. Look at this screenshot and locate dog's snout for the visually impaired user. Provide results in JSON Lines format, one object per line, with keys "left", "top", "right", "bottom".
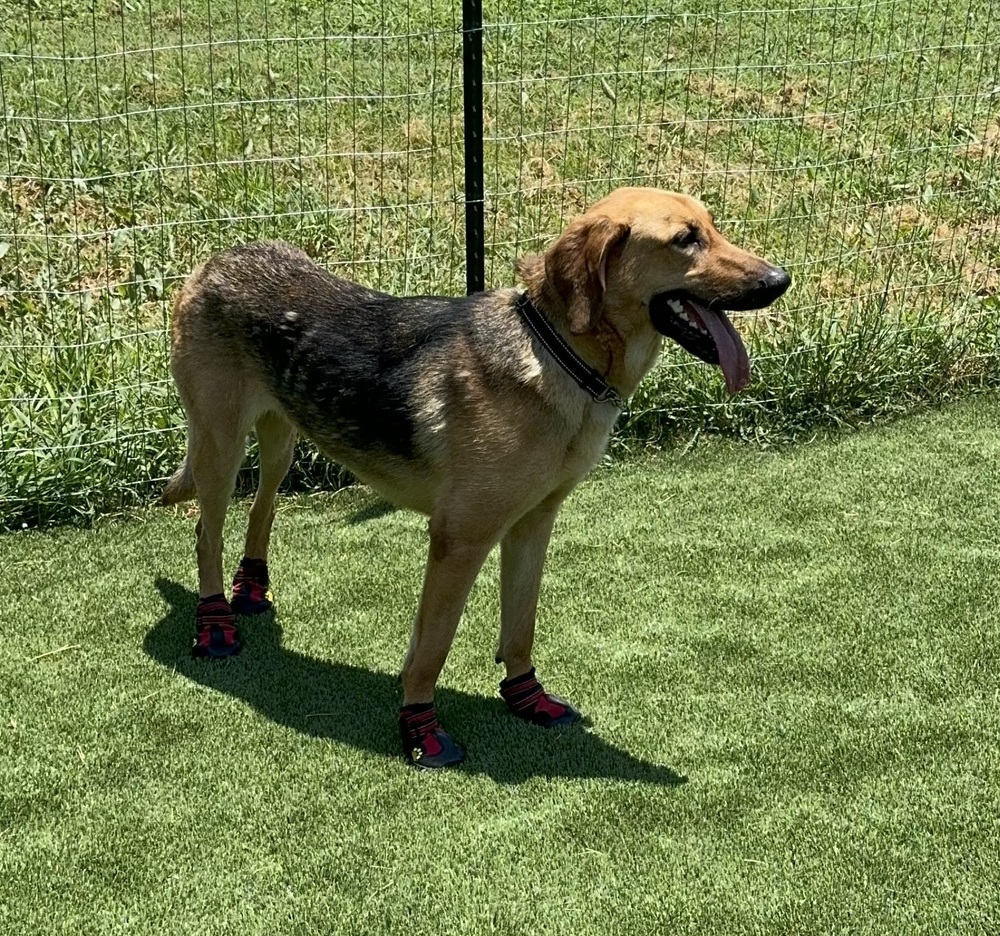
{"left": 714, "top": 264, "right": 791, "bottom": 312}
{"left": 761, "top": 266, "right": 792, "bottom": 300}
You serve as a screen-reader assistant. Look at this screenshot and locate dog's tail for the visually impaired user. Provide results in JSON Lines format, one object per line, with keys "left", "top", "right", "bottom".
{"left": 161, "top": 457, "right": 196, "bottom": 505}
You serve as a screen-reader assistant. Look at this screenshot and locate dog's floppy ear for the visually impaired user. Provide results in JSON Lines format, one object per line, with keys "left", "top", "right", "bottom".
{"left": 544, "top": 215, "right": 630, "bottom": 334}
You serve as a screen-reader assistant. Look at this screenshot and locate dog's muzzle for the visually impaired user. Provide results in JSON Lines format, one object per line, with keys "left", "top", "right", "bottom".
{"left": 649, "top": 265, "right": 791, "bottom": 395}
{"left": 713, "top": 265, "right": 792, "bottom": 312}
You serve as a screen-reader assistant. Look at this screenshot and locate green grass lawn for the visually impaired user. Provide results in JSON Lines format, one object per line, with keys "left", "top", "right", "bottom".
{"left": 3, "top": 0, "right": 999, "bottom": 525}
{"left": 3, "top": 394, "right": 1000, "bottom": 934}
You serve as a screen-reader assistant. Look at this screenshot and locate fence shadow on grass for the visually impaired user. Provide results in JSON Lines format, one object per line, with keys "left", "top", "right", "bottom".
{"left": 145, "top": 577, "right": 688, "bottom": 787}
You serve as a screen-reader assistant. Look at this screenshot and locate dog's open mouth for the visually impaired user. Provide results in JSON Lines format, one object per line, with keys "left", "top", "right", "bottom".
{"left": 649, "top": 292, "right": 751, "bottom": 395}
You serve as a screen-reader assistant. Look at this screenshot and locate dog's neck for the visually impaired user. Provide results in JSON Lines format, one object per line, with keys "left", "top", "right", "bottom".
{"left": 516, "top": 255, "right": 661, "bottom": 399}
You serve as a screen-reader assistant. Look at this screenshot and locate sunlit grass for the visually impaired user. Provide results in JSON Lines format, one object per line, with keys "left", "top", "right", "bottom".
{"left": 2, "top": 0, "right": 999, "bottom": 526}
{"left": 2, "top": 395, "right": 1000, "bottom": 934}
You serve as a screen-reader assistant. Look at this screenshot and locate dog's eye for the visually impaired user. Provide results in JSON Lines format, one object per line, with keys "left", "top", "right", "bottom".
{"left": 673, "top": 226, "right": 702, "bottom": 248}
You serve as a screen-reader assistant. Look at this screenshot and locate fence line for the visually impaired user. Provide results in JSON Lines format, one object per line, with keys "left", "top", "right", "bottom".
{"left": 2, "top": 0, "right": 999, "bottom": 527}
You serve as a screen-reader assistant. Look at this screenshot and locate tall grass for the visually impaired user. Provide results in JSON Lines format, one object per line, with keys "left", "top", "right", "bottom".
{"left": 1, "top": 0, "right": 999, "bottom": 528}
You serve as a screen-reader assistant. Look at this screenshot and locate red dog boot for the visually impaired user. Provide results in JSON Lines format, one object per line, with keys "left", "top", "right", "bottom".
{"left": 192, "top": 594, "right": 242, "bottom": 659}
{"left": 500, "top": 668, "right": 581, "bottom": 728}
{"left": 399, "top": 703, "right": 465, "bottom": 769}
{"left": 230, "top": 556, "right": 273, "bottom": 615}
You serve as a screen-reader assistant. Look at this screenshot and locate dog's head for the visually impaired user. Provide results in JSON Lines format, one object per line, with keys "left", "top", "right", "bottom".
{"left": 519, "top": 187, "right": 791, "bottom": 394}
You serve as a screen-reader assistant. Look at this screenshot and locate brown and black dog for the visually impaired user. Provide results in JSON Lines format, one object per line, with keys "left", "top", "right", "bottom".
{"left": 163, "top": 187, "right": 790, "bottom": 768}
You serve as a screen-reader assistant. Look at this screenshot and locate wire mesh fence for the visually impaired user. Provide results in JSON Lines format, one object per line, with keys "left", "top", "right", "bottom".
{"left": 484, "top": 0, "right": 1000, "bottom": 442}
{"left": 2, "top": 0, "right": 999, "bottom": 527}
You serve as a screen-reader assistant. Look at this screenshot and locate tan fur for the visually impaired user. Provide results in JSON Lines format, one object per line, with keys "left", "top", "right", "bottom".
{"left": 166, "top": 187, "right": 786, "bottom": 709}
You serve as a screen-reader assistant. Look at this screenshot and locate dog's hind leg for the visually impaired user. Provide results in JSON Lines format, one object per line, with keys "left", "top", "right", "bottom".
{"left": 230, "top": 410, "right": 296, "bottom": 615}
{"left": 182, "top": 406, "right": 250, "bottom": 658}
{"left": 244, "top": 411, "right": 296, "bottom": 560}
{"left": 189, "top": 417, "right": 247, "bottom": 601}
{"left": 496, "top": 490, "right": 582, "bottom": 728}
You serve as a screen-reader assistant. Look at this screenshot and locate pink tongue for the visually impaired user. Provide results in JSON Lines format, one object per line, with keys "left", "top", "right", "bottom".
{"left": 685, "top": 300, "right": 751, "bottom": 394}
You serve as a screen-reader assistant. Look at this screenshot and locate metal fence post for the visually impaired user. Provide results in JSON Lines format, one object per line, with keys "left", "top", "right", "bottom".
{"left": 462, "top": 0, "right": 485, "bottom": 295}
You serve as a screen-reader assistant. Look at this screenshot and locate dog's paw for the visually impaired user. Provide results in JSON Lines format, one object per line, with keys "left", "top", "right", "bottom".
{"left": 500, "top": 668, "right": 582, "bottom": 728}
{"left": 191, "top": 594, "right": 242, "bottom": 659}
{"left": 399, "top": 703, "right": 465, "bottom": 769}
{"left": 230, "top": 557, "right": 273, "bottom": 615}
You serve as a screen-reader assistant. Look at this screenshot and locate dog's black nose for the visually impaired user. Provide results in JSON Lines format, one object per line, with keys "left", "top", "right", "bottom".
{"left": 761, "top": 266, "right": 792, "bottom": 300}
{"left": 714, "top": 265, "right": 793, "bottom": 312}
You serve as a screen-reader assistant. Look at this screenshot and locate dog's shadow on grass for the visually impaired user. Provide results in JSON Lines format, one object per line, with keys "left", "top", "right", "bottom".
{"left": 145, "top": 578, "right": 687, "bottom": 787}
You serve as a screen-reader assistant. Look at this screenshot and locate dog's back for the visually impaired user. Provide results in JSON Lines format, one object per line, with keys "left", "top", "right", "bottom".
{"left": 175, "top": 242, "right": 470, "bottom": 461}
{"left": 165, "top": 241, "right": 539, "bottom": 511}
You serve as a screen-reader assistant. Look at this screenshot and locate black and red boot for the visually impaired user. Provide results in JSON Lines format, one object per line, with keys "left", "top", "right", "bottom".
{"left": 399, "top": 703, "right": 465, "bottom": 769}
{"left": 500, "top": 668, "right": 581, "bottom": 727}
{"left": 192, "top": 593, "right": 242, "bottom": 659}
{"left": 230, "top": 556, "right": 273, "bottom": 615}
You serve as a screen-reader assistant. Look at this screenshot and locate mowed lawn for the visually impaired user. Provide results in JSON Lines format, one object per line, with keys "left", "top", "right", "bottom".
{"left": 3, "top": 395, "right": 1000, "bottom": 935}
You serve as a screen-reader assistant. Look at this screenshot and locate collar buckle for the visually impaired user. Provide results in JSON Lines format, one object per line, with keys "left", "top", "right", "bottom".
{"left": 516, "top": 292, "right": 626, "bottom": 411}
{"left": 593, "top": 385, "right": 624, "bottom": 408}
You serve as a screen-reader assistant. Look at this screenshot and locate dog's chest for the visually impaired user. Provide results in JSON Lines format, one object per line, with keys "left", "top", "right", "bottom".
{"left": 560, "top": 405, "right": 618, "bottom": 479}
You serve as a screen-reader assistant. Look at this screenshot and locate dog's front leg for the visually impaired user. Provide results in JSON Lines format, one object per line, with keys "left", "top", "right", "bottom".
{"left": 398, "top": 509, "right": 497, "bottom": 768}
{"left": 496, "top": 491, "right": 582, "bottom": 729}
{"left": 497, "top": 494, "right": 564, "bottom": 678}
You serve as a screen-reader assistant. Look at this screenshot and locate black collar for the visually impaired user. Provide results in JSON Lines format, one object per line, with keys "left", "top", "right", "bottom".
{"left": 515, "top": 292, "right": 624, "bottom": 409}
